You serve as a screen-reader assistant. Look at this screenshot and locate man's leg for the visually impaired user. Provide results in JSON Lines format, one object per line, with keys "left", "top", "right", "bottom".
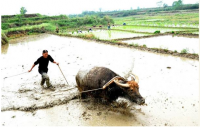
{"left": 41, "top": 77, "right": 46, "bottom": 86}
{"left": 42, "top": 73, "right": 55, "bottom": 90}
{"left": 42, "top": 73, "right": 51, "bottom": 87}
{"left": 39, "top": 70, "right": 46, "bottom": 87}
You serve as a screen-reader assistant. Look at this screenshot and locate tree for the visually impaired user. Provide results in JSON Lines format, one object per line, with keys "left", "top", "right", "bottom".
{"left": 163, "top": 3, "right": 168, "bottom": 8}
{"left": 178, "top": 0, "right": 183, "bottom": 5}
{"left": 172, "top": 0, "right": 183, "bottom": 10}
{"left": 157, "top": 1, "right": 163, "bottom": 8}
{"left": 20, "top": 7, "right": 27, "bottom": 15}
{"left": 16, "top": 14, "right": 22, "bottom": 23}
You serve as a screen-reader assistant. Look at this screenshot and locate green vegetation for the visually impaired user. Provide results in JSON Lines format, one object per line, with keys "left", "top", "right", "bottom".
{"left": 1, "top": 14, "right": 114, "bottom": 30}
{"left": 114, "top": 12, "right": 199, "bottom": 28}
{"left": 20, "top": 7, "right": 27, "bottom": 15}
{"left": 134, "top": 43, "right": 139, "bottom": 47}
{"left": 154, "top": 30, "right": 160, "bottom": 34}
{"left": 69, "top": 2, "right": 198, "bottom": 18}
{"left": 164, "top": 48, "right": 169, "bottom": 52}
{"left": 1, "top": 11, "right": 115, "bottom": 39}
{"left": 181, "top": 48, "right": 189, "bottom": 54}
{"left": 142, "top": 44, "right": 147, "bottom": 48}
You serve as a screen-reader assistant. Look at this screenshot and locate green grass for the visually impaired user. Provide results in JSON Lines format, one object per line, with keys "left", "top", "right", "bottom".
{"left": 3, "top": 23, "right": 50, "bottom": 33}
{"left": 181, "top": 48, "right": 189, "bottom": 54}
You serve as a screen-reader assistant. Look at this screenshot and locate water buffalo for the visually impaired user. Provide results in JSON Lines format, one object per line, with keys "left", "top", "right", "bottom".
{"left": 75, "top": 66, "right": 145, "bottom": 105}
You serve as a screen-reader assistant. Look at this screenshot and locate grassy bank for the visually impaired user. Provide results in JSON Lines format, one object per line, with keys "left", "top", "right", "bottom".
{"left": 1, "top": 31, "right": 9, "bottom": 45}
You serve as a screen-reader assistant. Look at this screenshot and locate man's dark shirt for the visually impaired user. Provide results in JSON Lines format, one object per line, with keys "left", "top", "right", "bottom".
{"left": 34, "top": 55, "right": 54, "bottom": 72}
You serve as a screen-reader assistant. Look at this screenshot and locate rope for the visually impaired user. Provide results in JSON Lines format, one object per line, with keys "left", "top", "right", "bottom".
{"left": 57, "top": 65, "right": 69, "bottom": 85}
{"left": 54, "top": 87, "right": 77, "bottom": 93}
{"left": 80, "top": 88, "right": 103, "bottom": 93}
{"left": 3, "top": 71, "right": 28, "bottom": 79}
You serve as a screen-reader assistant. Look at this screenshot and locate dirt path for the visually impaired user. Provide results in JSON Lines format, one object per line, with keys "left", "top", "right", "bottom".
{"left": 1, "top": 34, "right": 199, "bottom": 126}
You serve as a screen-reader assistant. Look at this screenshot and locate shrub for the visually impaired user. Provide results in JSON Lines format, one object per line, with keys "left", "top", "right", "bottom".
{"left": 154, "top": 30, "right": 160, "bottom": 34}
{"left": 134, "top": 43, "right": 139, "bottom": 47}
{"left": 164, "top": 49, "right": 168, "bottom": 52}
{"left": 142, "top": 44, "right": 147, "bottom": 47}
{"left": 181, "top": 48, "right": 189, "bottom": 54}
{"left": 1, "top": 23, "right": 10, "bottom": 30}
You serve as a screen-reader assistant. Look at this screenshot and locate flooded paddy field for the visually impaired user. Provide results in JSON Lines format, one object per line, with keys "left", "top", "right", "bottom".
{"left": 112, "top": 25, "right": 198, "bottom": 33}
{"left": 122, "top": 35, "right": 199, "bottom": 54}
{"left": 79, "top": 30, "right": 152, "bottom": 40}
{"left": 1, "top": 34, "right": 199, "bottom": 126}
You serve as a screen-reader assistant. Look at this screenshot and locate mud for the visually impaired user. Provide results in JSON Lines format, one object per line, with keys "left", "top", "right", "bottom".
{"left": 1, "top": 34, "right": 199, "bottom": 126}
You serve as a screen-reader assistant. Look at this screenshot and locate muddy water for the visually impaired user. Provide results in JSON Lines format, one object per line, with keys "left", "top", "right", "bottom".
{"left": 122, "top": 35, "right": 199, "bottom": 54}
{"left": 88, "top": 30, "right": 151, "bottom": 40}
{"left": 1, "top": 34, "right": 199, "bottom": 126}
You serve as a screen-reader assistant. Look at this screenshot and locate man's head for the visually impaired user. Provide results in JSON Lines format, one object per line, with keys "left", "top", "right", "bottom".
{"left": 42, "top": 50, "right": 48, "bottom": 58}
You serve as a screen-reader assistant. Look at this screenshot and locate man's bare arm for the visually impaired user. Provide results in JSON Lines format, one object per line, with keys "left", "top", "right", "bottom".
{"left": 53, "top": 61, "right": 59, "bottom": 65}
{"left": 28, "top": 64, "right": 35, "bottom": 72}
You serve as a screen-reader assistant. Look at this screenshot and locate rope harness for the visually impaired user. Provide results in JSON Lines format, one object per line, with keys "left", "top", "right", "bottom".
{"left": 3, "top": 72, "right": 28, "bottom": 79}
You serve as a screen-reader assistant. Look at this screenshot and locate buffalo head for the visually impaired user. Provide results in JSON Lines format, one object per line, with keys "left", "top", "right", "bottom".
{"left": 103, "top": 74, "right": 145, "bottom": 105}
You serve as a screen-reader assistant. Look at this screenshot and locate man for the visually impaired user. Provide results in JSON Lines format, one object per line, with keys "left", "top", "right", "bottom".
{"left": 28, "top": 50, "right": 59, "bottom": 90}
{"left": 107, "top": 22, "right": 110, "bottom": 30}
{"left": 56, "top": 27, "right": 59, "bottom": 33}
{"left": 89, "top": 28, "right": 92, "bottom": 32}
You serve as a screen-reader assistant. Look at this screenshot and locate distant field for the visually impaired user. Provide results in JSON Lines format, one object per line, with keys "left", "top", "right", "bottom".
{"left": 114, "top": 11, "right": 199, "bottom": 28}
{"left": 112, "top": 25, "right": 198, "bottom": 33}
